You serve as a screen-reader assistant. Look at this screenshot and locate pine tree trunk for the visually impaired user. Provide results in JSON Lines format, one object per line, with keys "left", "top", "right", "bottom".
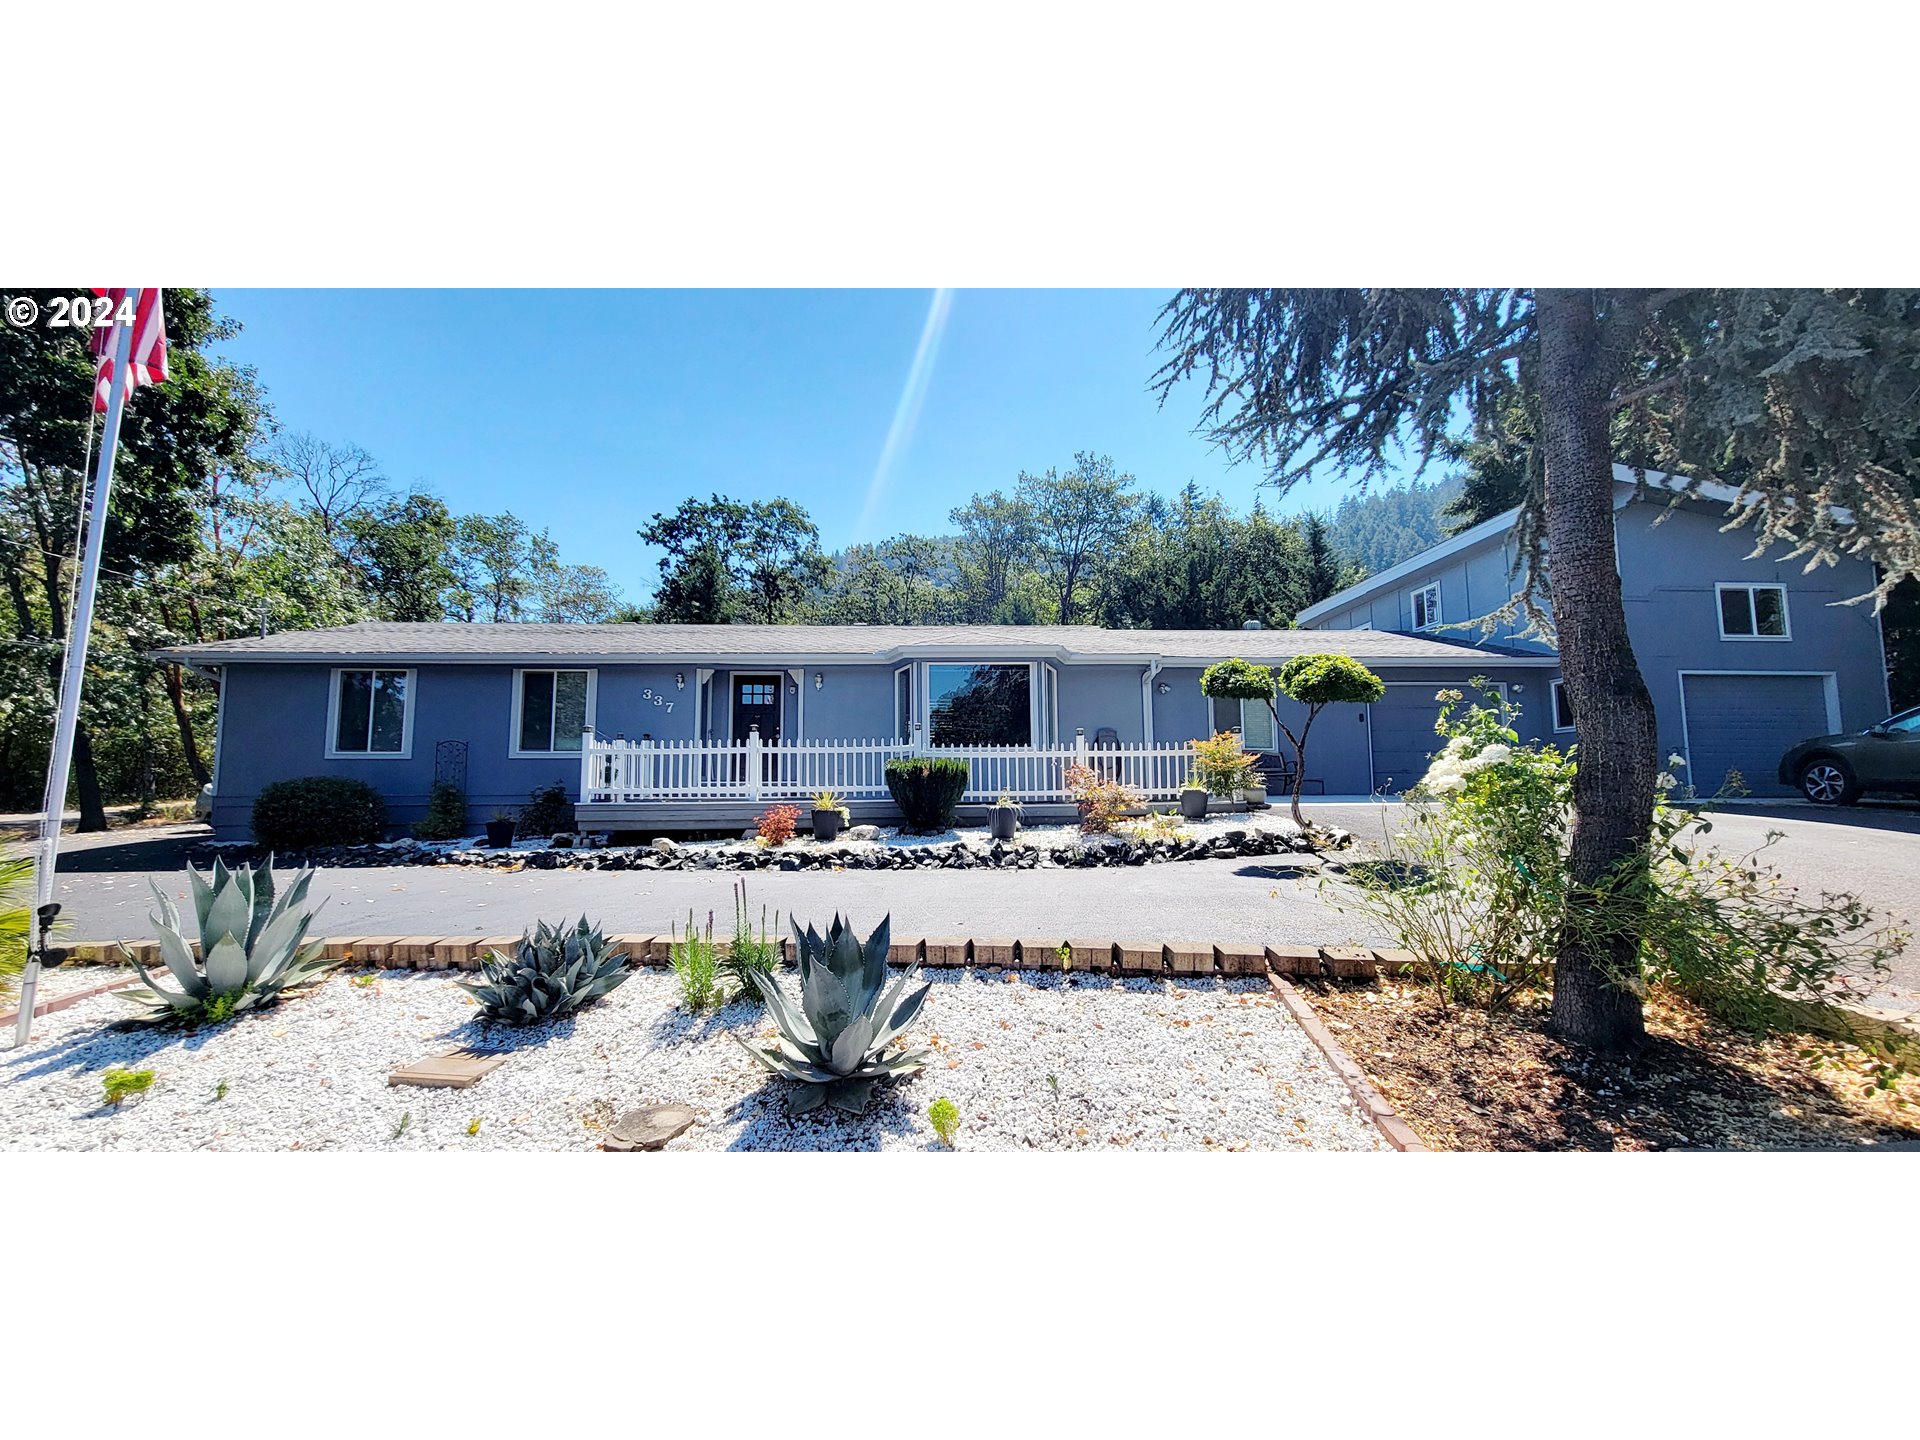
{"left": 1536, "top": 290, "right": 1657, "bottom": 1050}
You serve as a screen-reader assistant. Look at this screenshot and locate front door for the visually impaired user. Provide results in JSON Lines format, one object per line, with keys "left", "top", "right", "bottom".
{"left": 731, "top": 674, "right": 782, "bottom": 785}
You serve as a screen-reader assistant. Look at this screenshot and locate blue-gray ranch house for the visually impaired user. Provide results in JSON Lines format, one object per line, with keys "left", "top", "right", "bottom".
{"left": 163, "top": 467, "right": 1893, "bottom": 837}
{"left": 163, "top": 622, "right": 1563, "bottom": 838}
{"left": 1297, "top": 466, "right": 1894, "bottom": 797}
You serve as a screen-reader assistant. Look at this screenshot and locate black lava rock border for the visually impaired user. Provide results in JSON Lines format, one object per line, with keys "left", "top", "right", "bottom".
{"left": 188, "top": 824, "right": 1349, "bottom": 875}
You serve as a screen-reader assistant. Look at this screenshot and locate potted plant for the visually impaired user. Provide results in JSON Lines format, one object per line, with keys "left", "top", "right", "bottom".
{"left": 1191, "top": 731, "right": 1260, "bottom": 809}
{"left": 484, "top": 810, "right": 517, "bottom": 849}
{"left": 811, "top": 790, "right": 850, "bottom": 842}
{"left": 1177, "top": 771, "right": 1210, "bottom": 820}
{"left": 988, "top": 792, "right": 1023, "bottom": 841}
{"left": 1235, "top": 773, "right": 1268, "bottom": 809}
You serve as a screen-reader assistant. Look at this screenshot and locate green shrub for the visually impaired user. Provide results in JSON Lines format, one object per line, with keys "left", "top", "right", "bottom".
{"left": 721, "top": 879, "right": 780, "bottom": 1003}
{"left": 1, "top": 849, "right": 31, "bottom": 1002}
{"left": 1325, "top": 686, "right": 1914, "bottom": 1083}
{"left": 672, "top": 909, "right": 722, "bottom": 1011}
{"left": 102, "top": 1067, "right": 155, "bottom": 1107}
{"left": 252, "top": 776, "right": 386, "bottom": 849}
{"left": 928, "top": 1096, "right": 961, "bottom": 1147}
{"left": 519, "top": 781, "right": 574, "bottom": 838}
{"left": 1189, "top": 731, "right": 1259, "bottom": 798}
{"left": 884, "top": 758, "right": 970, "bottom": 833}
{"left": 410, "top": 781, "right": 469, "bottom": 841}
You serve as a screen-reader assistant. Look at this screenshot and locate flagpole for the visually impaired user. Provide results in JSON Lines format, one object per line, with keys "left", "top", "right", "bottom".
{"left": 11, "top": 293, "right": 140, "bottom": 1049}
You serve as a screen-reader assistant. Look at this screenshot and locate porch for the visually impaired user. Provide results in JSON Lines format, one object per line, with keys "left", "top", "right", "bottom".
{"left": 575, "top": 726, "right": 1200, "bottom": 820}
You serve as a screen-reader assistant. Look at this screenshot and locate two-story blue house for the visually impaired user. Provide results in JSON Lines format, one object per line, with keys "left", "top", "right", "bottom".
{"left": 1296, "top": 466, "right": 1895, "bottom": 798}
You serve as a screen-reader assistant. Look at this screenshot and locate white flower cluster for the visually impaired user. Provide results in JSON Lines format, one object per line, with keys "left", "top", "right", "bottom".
{"left": 1418, "top": 736, "right": 1514, "bottom": 795}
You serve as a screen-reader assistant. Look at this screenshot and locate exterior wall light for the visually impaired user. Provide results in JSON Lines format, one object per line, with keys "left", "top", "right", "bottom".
{"left": 814, "top": 672, "right": 824, "bottom": 690}
{"left": 674, "top": 672, "right": 685, "bottom": 689}
{"left": 1156, "top": 681, "right": 1171, "bottom": 694}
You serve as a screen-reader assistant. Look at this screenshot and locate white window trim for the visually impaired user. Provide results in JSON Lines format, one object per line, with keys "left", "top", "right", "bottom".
{"left": 1715, "top": 582, "right": 1792, "bottom": 642}
{"left": 325, "top": 667, "right": 417, "bottom": 760}
{"left": 1549, "top": 678, "right": 1576, "bottom": 733}
{"left": 893, "top": 663, "right": 914, "bottom": 742}
{"left": 509, "top": 668, "right": 599, "bottom": 758}
{"left": 1410, "top": 582, "right": 1442, "bottom": 632}
{"left": 920, "top": 660, "right": 1050, "bottom": 748}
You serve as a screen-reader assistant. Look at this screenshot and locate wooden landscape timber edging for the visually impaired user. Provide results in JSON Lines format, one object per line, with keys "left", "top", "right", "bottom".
{"left": 1265, "top": 972, "right": 1431, "bottom": 1153}
{"left": 40, "top": 935, "right": 1417, "bottom": 980}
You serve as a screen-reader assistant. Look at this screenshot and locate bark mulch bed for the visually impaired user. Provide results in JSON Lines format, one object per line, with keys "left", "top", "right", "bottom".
{"left": 1296, "top": 976, "right": 1920, "bottom": 1151}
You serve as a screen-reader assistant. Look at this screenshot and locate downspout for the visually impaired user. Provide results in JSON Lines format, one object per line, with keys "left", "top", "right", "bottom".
{"left": 1141, "top": 660, "right": 1162, "bottom": 746}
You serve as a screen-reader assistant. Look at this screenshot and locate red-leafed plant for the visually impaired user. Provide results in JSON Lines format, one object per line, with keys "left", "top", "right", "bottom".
{"left": 1065, "top": 763, "right": 1140, "bottom": 834}
{"left": 756, "top": 804, "right": 801, "bottom": 847}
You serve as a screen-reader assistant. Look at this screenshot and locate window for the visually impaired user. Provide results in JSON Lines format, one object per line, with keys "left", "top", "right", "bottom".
{"left": 1550, "top": 679, "right": 1575, "bottom": 732}
{"left": 1717, "top": 583, "right": 1789, "bottom": 640}
{"left": 1411, "top": 582, "right": 1441, "bottom": 631}
{"left": 1879, "top": 707, "right": 1920, "bottom": 734}
{"left": 513, "top": 669, "right": 595, "bottom": 755}
{"left": 928, "top": 663, "right": 1031, "bottom": 746}
{"left": 894, "top": 665, "right": 914, "bottom": 740}
{"left": 736, "top": 681, "right": 776, "bottom": 706}
{"left": 1209, "top": 695, "right": 1275, "bottom": 751}
{"left": 329, "top": 669, "right": 413, "bottom": 758}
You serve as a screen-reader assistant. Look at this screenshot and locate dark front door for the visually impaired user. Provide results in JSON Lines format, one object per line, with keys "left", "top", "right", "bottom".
{"left": 731, "top": 674, "right": 782, "bottom": 784}
{"left": 731, "top": 675, "right": 781, "bottom": 743}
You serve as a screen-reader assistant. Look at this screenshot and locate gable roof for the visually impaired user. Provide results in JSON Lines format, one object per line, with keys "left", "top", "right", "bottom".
{"left": 1294, "top": 464, "right": 1754, "bottom": 626}
{"left": 156, "top": 621, "right": 1558, "bottom": 668}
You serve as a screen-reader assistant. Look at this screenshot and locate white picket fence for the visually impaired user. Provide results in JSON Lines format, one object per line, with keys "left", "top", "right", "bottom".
{"left": 577, "top": 727, "right": 1196, "bottom": 805}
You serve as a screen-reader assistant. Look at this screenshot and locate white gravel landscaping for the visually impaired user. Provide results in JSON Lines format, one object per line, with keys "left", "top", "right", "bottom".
{"left": 0, "top": 966, "right": 1384, "bottom": 1152}
{"left": 5, "top": 962, "right": 137, "bottom": 1006}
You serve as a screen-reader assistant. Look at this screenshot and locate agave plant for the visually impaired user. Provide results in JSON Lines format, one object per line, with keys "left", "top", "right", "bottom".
{"left": 457, "top": 917, "right": 631, "bottom": 1024}
{"left": 734, "top": 913, "right": 931, "bottom": 1117}
{"left": 119, "top": 857, "right": 336, "bottom": 1024}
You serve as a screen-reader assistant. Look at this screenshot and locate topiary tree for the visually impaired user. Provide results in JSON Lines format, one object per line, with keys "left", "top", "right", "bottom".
{"left": 1200, "top": 654, "right": 1385, "bottom": 827}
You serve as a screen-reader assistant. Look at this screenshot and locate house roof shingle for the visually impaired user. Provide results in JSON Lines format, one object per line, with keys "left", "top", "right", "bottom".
{"left": 155, "top": 621, "right": 1557, "bottom": 667}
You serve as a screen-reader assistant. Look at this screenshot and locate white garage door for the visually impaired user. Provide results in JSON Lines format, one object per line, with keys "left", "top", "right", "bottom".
{"left": 1682, "top": 673, "right": 1834, "bottom": 799}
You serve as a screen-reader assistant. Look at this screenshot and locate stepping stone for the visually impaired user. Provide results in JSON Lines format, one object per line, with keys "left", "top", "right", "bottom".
{"left": 603, "top": 1104, "right": 697, "bottom": 1151}
{"left": 387, "top": 1049, "right": 507, "bottom": 1089}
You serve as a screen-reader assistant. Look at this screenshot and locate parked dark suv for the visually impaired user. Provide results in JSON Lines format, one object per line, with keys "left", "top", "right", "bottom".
{"left": 1778, "top": 706, "right": 1920, "bottom": 804}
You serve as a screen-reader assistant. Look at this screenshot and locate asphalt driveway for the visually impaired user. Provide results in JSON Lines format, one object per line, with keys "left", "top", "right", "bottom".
{"left": 31, "top": 799, "right": 1920, "bottom": 1013}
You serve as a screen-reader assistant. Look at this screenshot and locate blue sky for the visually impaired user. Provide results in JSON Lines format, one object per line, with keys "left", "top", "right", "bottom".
{"left": 214, "top": 289, "right": 1395, "bottom": 603}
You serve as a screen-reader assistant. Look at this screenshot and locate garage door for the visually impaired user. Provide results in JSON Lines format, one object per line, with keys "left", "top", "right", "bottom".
{"left": 1368, "top": 686, "right": 1451, "bottom": 794}
{"left": 1681, "top": 673, "right": 1833, "bottom": 799}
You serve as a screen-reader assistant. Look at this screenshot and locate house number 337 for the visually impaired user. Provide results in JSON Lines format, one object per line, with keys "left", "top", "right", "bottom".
{"left": 640, "top": 687, "right": 674, "bottom": 713}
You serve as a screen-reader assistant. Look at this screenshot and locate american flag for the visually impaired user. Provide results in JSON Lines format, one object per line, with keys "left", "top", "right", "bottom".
{"left": 89, "top": 287, "right": 168, "bottom": 413}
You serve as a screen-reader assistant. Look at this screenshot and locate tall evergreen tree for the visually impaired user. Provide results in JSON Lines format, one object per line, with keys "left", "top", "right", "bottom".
{"left": 1154, "top": 287, "right": 1920, "bottom": 1050}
